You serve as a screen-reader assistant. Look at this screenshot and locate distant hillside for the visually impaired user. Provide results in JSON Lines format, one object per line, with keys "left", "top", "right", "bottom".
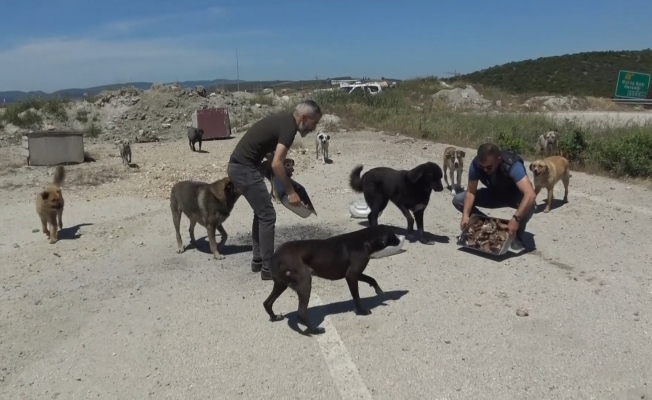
{"left": 447, "top": 49, "right": 652, "bottom": 98}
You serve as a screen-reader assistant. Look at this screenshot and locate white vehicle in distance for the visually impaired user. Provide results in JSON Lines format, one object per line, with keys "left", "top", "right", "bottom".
{"left": 338, "top": 82, "right": 384, "bottom": 95}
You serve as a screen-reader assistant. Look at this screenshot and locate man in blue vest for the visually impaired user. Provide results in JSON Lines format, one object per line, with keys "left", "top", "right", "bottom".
{"left": 452, "top": 143, "right": 537, "bottom": 251}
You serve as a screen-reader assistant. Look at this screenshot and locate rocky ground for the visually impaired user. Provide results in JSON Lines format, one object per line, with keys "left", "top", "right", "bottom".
{"left": 1, "top": 125, "right": 652, "bottom": 399}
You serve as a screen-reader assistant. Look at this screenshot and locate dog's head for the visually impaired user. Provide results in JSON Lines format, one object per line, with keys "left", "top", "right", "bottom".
{"left": 213, "top": 177, "right": 242, "bottom": 204}
{"left": 284, "top": 158, "right": 295, "bottom": 177}
{"left": 197, "top": 128, "right": 204, "bottom": 137}
{"left": 407, "top": 162, "right": 444, "bottom": 192}
{"left": 446, "top": 149, "right": 466, "bottom": 168}
{"left": 39, "top": 187, "right": 63, "bottom": 210}
{"left": 543, "top": 130, "right": 558, "bottom": 145}
{"left": 365, "top": 225, "right": 402, "bottom": 254}
{"left": 529, "top": 160, "right": 549, "bottom": 177}
{"left": 317, "top": 132, "right": 330, "bottom": 144}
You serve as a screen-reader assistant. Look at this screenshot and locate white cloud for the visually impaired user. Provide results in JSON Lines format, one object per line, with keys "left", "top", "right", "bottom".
{"left": 0, "top": 36, "right": 240, "bottom": 92}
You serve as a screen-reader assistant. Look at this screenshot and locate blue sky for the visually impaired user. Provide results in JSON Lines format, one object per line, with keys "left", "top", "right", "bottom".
{"left": 1, "top": 0, "right": 651, "bottom": 92}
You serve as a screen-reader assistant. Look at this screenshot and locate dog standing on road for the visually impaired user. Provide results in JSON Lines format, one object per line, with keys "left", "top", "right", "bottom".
{"left": 187, "top": 127, "right": 204, "bottom": 152}
{"left": 529, "top": 155, "right": 571, "bottom": 213}
{"left": 349, "top": 162, "right": 444, "bottom": 244}
{"left": 535, "top": 130, "right": 560, "bottom": 157}
{"left": 169, "top": 177, "right": 241, "bottom": 259}
{"left": 442, "top": 146, "right": 466, "bottom": 195}
{"left": 36, "top": 166, "right": 66, "bottom": 244}
{"left": 263, "top": 224, "right": 401, "bottom": 334}
{"left": 115, "top": 139, "right": 132, "bottom": 166}
{"left": 315, "top": 132, "right": 330, "bottom": 163}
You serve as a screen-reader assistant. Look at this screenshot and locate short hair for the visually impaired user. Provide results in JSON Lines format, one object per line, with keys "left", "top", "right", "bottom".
{"left": 294, "top": 99, "right": 322, "bottom": 118}
{"left": 477, "top": 142, "right": 501, "bottom": 162}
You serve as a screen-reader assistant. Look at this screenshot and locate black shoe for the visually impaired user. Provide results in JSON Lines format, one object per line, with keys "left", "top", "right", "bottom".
{"left": 261, "top": 269, "right": 272, "bottom": 281}
{"left": 251, "top": 258, "right": 262, "bottom": 272}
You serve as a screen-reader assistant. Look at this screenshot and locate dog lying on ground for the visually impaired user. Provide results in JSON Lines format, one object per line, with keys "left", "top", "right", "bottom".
{"left": 187, "top": 127, "right": 205, "bottom": 152}
{"left": 258, "top": 152, "right": 295, "bottom": 202}
{"left": 442, "top": 146, "right": 466, "bottom": 195}
{"left": 169, "top": 177, "right": 241, "bottom": 259}
{"left": 263, "top": 224, "right": 401, "bottom": 334}
{"left": 36, "top": 166, "right": 66, "bottom": 244}
{"left": 315, "top": 132, "right": 330, "bottom": 163}
{"left": 529, "top": 155, "right": 571, "bottom": 213}
{"left": 115, "top": 139, "right": 131, "bottom": 166}
{"left": 349, "top": 162, "right": 444, "bottom": 244}
{"left": 535, "top": 130, "right": 560, "bottom": 157}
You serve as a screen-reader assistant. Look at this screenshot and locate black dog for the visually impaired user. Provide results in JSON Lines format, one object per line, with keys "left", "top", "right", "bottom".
{"left": 187, "top": 127, "right": 204, "bottom": 152}
{"left": 349, "top": 162, "right": 444, "bottom": 244}
{"left": 263, "top": 225, "right": 401, "bottom": 334}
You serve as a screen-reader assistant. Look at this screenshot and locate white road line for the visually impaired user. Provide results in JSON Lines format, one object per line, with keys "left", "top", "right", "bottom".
{"left": 310, "top": 294, "right": 373, "bottom": 400}
{"left": 571, "top": 191, "right": 652, "bottom": 216}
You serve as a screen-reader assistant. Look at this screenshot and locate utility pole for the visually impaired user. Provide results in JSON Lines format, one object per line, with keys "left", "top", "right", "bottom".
{"left": 236, "top": 45, "right": 240, "bottom": 91}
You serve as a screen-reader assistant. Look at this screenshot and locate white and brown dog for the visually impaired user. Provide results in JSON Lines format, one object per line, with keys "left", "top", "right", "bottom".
{"left": 315, "top": 132, "right": 330, "bottom": 164}
{"left": 443, "top": 146, "right": 466, "bottom": 195}
{"left": 535, "top": 130, "right": 560, "bottom": 157}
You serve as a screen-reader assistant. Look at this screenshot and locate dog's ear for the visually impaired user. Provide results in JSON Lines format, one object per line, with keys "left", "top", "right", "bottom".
{"left": 326, "top": 135, "right": 330, "bottom": 140}
{"left": 459, "top": 151, "right": 466, "bottom": 158}
{"left": 529, "top": 163, "right": 535, "bottom": 171}
{"left": 40, "top": 191, "right": 50, "bottom": 200}
{"left": 542, "top": 164, "right": 549, "bottom": 172}
{"left": 407, "top": 165, "right": 425, "bottom": 182}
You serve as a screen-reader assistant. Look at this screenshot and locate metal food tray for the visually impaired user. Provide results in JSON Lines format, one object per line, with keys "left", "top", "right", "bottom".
{"left": 456, "top": 214, "right": 514, "bottom": 256}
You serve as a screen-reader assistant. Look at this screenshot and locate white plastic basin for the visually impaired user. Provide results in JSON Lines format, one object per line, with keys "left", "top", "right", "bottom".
{"left": 370, "top": 234, "right": 406, "bottom": 259}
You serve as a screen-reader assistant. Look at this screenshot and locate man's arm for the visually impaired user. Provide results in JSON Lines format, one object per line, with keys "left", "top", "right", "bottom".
{"left": 462, "top": 161, "right": 479, "bottom": 217}
{"left": 271, "top": 143, "right": 295, "bottom": 196}
{"left": 511, "top": 163, "right": 536, "bottom": 218}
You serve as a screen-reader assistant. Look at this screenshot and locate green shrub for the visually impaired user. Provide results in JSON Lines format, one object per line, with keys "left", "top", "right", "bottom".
{"left": 593, "top": 130, "right": 652, "bottom": 177}
{"left": 86, "top": 123, "right": 101, "bottom": 138}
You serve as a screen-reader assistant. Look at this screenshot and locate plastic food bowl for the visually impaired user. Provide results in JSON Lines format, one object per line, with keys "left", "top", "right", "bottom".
{"left": 273, "top": 177, "right": 317, "bottom": 219}
{"left": 370, "top": 235, "right": 406, "bottom": 259}
{"left": 349, "top": 199, "right": 383, "bottom": 219}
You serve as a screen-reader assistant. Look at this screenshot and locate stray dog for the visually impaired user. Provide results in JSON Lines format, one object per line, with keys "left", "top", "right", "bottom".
{"left": 187, "top": 127, "right": 204, "bottom": 152}
{"left": 259, "top": 153, "right": 295, "bottom": 202}
{"left": 169, "top": 177, "right": 241, "bottom": 259}
{"left": 349, "top": 162, "right": 444, "bottom": 244}
{"left": 442, "top": 146, "right": 466, "bottom": 195}
{"left": 35, "top": 166, "right": 66, "bottom": 244}
{"left": 529, "top": 155, "right": 571, "bottom": 213}
{"left": 115, "top": 139, "right": 131, "bottom": 166}
{"left": 535, "top": 130, "right": 560, "bottom": 157}
{"left": 263, "top": 224, "right": 401, "bottom": 334}
{"left": 315, "top": 132, "right": 330, "bottom": 163}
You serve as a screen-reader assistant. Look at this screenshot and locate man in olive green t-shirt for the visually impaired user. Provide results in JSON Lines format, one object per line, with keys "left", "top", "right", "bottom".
{"left": 228, "top": 100, "right": 322, "bottom": 280}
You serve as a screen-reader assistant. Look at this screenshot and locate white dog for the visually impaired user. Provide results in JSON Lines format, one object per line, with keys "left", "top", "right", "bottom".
{"left": 535, "top": 130, "right": 560, "bottom": 157}
{"left": 443, "top": 146, "right": 466, "bottom": 195}
{"left": 315, "top": 132, "right": 330, "bottom": 164}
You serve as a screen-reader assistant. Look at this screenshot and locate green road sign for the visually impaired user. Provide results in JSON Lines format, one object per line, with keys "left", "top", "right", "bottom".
{"left": 614, "top": 70, "right": 651, "bottom": 99}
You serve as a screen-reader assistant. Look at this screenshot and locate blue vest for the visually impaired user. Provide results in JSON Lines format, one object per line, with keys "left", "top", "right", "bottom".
{"left": 472, "top": 150, "right": 524, "bottom": 192}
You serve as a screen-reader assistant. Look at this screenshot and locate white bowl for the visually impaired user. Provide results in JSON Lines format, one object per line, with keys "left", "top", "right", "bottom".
{"left": 281, "top": 198, "right": 315, "bottom": 218}
{"left": 370, "top": 235, "right": 406, "bottom": 259}
{"left": 349, "top": 199, "right": 383, "bottom": 219}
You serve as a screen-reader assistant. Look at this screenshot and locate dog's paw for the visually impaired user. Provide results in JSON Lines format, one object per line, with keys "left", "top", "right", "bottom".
{"left": 356, "top": 308, "right": 372, "bottom": 316}
{"left": 270, "top": 314, "right": 284, "bottom": 322}
{"left": 307, "top": 326, "right": 326, "bottom": 335}
{"left": 49, "top": 238, "right": 57, "bottom": 244}
{"left": 543, "top": 209, "right": 551, "bottom": 213}
{"left": 213, "top": 253, "right": 226, "bottom": 260}
{"left": 419, "top": 238, "right": 436, "bottom": 245}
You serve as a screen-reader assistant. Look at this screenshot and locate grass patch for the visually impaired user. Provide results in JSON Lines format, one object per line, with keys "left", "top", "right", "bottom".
{"left": 0, "top": 97, "right": 70, "bottom": 127}
{"left": 249, "top": 93, "right": 276, "bottom": 106}
{"left": 86, "top": 123, "right": 102, "bottom": 138}
{"left": 76, "top": 109, "right": 89, "bottom": 123}
{"left": 313, "top": 82, "right": 652, "bottom": 178}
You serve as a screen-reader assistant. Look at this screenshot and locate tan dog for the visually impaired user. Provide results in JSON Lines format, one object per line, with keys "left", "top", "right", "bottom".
{"left": 443, "top": 146, "right": 466, "bottom": 195}
{"left": 535, "top": 130, "right": 560, "bottom": 157}
{"left": 529, "top": 156, "right": 571, "bottom": 213}
{"left": 35, "top": 166, "right": 66, "bottom": 244}
{"left": 115, "top": 139, "right": 132, "bottom": 166}
{"left": 169, "top": 177, "right": 242, "bottom": 259}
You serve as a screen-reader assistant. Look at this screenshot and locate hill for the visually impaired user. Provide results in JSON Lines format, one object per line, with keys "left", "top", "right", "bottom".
{"left": 447, "top": 49, "right": 652, "bottom": 98}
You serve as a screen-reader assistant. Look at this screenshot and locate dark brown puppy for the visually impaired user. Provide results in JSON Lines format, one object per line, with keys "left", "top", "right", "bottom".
{"left": 263, "top": 224, "right": 401, "bottom": 334}
{"left": 349, "top": 162, "right": 444, "bottom": 244}
{"left": 169, "top": 177, "right": 241, "bottom": 260}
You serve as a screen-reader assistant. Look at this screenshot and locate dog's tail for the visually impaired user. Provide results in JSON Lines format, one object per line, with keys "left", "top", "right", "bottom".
{"left": 52, "top": 166, "right": 66, "bottom": 186}
{"left": 349, "top": 165, "right": 364, "bottom": 193}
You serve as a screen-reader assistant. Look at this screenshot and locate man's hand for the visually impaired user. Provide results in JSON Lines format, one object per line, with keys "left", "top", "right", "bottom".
{"left": 460, "top": 214, "right": 470, "bottom": 231}
{"left": 287, "top": 192, "right": 301, "bottom": 207}
{"left": 507, "top": 217, "right": 519, "bottom": 237}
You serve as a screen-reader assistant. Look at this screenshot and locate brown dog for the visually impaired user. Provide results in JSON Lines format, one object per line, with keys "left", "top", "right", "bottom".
{"left": 443, "top": 146, "right": 466, "bottom": 195}
{"left": 263, "top": 224, "right": 401, "bottom": 334}
{"left": 529, "top": 156, "right": 571, "bottom": 213}
{"left": 169, "top": 177, "right": 241, "bottom": 259}
{"left": 35, "top": 166, "right": 66, "bottom": 244}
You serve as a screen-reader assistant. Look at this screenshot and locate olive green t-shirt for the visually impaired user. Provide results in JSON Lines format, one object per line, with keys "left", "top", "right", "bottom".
{"left": 230, "top": 112, "right": 297, "bottom": 167}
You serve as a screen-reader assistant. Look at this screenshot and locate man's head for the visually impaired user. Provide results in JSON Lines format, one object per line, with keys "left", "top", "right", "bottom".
{"left": 293, "top": 100, "right": 323, "bottom": 137}
{"left": 476, "top": 143, "right": 502, "bottom": 174}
